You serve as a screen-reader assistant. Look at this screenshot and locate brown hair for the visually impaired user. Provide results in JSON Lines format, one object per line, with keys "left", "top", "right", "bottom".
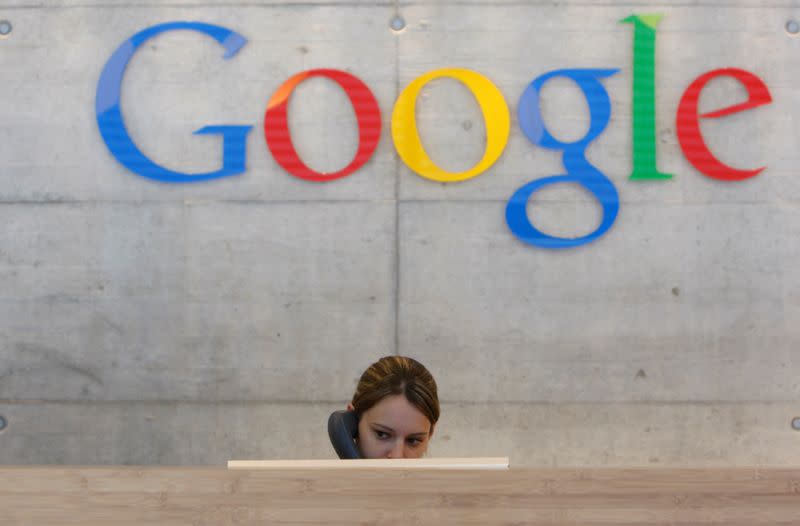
{"left": 351, "top": 356, "right": 440, "bottom": 425}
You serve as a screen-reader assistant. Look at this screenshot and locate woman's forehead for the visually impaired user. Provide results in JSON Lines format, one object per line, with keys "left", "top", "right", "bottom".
{"left": 363, "top": 394, "right": 431, "bottom": 434}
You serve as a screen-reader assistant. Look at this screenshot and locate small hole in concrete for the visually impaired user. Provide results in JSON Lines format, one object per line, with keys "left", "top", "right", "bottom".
{"left": 786, "top": 20, "right": 800, "bottom": 35}
{"left": 390, "top": 15, "right": 406, "bottom": 32}
{"left": 792, "top": 417, "right": 800, "bottom": 430}
{"left": 0, "top": 20, "right": 12, "bottom": 37}
{"left": 0, "top": 415, "right": 7, "bottom": 432}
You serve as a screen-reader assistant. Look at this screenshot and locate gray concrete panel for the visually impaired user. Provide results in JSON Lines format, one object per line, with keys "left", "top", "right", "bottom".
{"left": 399, "top": 200, "right": 800, "bottom": 402}
{"left": 397, "top": 4, "right": 800, "bottom": 202}
{"left": 0, "top": 401, "right": 796, "bottom": 466}
{"left": 435, "top": 401, "right": 800, "bottom": 466}
{"left": 0, "top": 202, "right": 395, "bottom": 401}
{"left": 0, "top": 401, "right": 341, "bottom": 465}
{"left": 0, "top": 5, "right": 397, "bottom": 202}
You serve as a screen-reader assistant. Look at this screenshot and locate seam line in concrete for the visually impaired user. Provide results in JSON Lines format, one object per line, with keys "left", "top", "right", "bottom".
{"left": 0, "top": 400, "right": 796, "bottom": 406}
{"left": 393, "top": 0, "right": 401, "bottom": 359}
{"left": 2, "top": 1, "right": 793, "bottom": 8}
{"left": 2, "top": 2, "right": 397, "bottom": 9}
{"left": 1, "top": 200, "right": 798, "bottom": 206}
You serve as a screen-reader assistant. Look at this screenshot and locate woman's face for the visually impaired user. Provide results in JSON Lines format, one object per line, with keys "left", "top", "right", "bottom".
{"left": 348, "top": 394, "right": 434, "bottom": 459}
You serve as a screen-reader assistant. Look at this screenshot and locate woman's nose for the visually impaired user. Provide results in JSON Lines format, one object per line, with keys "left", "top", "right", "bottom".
{"left": 386, "top": 440, "right": 405, "bottom": 459}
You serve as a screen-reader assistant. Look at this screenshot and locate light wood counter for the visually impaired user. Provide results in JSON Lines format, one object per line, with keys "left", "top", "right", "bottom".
{"left": 2, "top": 466, "right": 799, "bottom": 524}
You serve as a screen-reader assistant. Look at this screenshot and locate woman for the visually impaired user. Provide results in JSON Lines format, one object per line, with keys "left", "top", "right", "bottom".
{"left": 345, "top": 355, "right": 440, "bottom": 459}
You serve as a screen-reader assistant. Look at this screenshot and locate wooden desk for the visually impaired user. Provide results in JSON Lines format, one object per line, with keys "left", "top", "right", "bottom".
{"left": 2, "top": 466, "right": 799, "bottom": 524}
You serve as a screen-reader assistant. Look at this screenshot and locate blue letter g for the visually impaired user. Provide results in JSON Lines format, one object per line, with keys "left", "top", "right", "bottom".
{"left": 507, "top": 68, "right": 620, "bottom": 248}
{"left": 95, "top": 22, "right": 252, "bottom": 183}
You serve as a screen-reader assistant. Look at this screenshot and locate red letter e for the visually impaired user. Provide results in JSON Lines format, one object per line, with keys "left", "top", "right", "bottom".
{"left": 676, "top": 68, "right": 772, "bottom": 181}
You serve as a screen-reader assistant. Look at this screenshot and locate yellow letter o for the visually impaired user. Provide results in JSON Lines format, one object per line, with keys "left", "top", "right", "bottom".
{"left": 391, "top": 68, "right": 510, "bottom": 183}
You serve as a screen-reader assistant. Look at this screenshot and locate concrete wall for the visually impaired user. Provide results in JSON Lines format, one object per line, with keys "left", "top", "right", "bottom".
{"left": 1, "top": 0, "right": 798, "bottom": 466}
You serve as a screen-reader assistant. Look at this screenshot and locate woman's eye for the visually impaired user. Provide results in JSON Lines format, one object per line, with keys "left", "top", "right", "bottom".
{"left": 375, "top": 431, "right": 390, "bottom": 439}
{"left": 407, "top": 438, "right": 422, "bottom": 447}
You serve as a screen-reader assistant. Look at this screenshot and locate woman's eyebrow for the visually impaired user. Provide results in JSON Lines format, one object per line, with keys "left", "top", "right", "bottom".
{"left": 371, "top": 423, "right": 395, "bottom": 433}
{"left": 372, "top": 424, "right": 429, "bottom": 437}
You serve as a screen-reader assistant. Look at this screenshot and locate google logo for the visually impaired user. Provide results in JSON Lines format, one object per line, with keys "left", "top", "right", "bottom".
{"left": 96, "top": 17, "right": 772, "bottom": 249}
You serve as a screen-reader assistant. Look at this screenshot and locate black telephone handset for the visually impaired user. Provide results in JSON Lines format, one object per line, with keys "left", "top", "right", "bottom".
{"left": 327, "top": 410, "right": 362, "bottom": 459}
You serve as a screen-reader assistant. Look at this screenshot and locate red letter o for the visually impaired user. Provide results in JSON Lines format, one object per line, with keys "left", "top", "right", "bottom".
{"left": 264, "top": 69, "right": 381, "bottom": 182}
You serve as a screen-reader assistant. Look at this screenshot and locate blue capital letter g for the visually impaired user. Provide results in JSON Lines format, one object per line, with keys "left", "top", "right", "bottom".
{"left": 95, "top": 22, "right": 252, "bottom": 183}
